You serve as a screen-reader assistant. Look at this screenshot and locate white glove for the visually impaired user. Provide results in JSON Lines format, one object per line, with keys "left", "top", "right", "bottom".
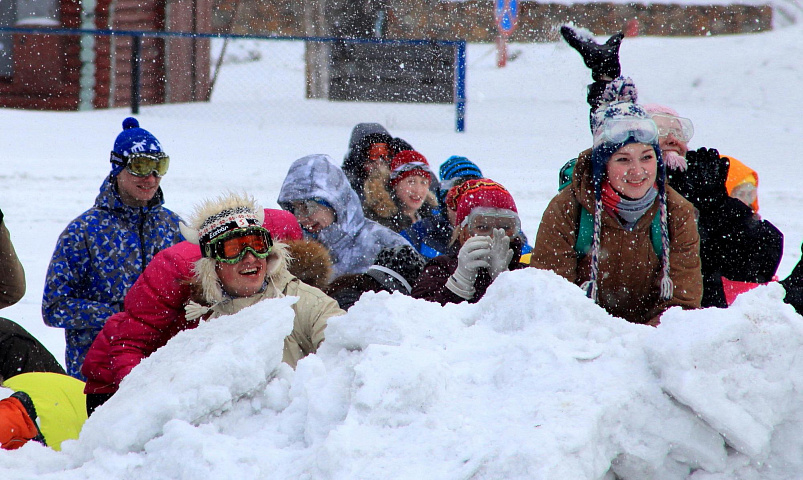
{"left": 488, "top": 228, "right": 513, "bottom": 281}
{"left": 446, "top": 235, "right": 491, "bottom": 300}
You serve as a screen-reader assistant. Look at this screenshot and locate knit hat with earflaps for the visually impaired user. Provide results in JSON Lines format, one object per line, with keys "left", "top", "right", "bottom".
{"left": 452, "top": 178, "right": 518, "bottom": 227}
{"left": 180, "top": 192, "right": 289, "bottom": 305}
{"left": 587, "top": 77, "right": 673, "bottom": 303}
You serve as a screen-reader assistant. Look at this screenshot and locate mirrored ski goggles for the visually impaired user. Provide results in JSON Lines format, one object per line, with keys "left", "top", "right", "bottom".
{"left": 126, "top": 152, "right": 170, "bottom": 177}
{"left": 204, "top": 227, "right": 273, "bottom": 264}
{"left": 650, "top": 113, "right": 694, "bottom": 143}
{"left": 461, "top": 207, "right": 520, "bottom": 237}
{"left": 593, "top": 118, "right": 659, "bottom": 148}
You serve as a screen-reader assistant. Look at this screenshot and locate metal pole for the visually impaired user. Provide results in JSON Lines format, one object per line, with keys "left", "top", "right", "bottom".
{"left": 455, "top": 40, "right": 466, "bottom": 133}
{"left": 131, "top": 34, "right": 141, "bottom": 114}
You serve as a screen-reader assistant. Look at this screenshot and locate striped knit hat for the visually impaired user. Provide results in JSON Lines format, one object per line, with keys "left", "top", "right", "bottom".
{"left": 438, "top": 156, "right": 483, "bottom": 204}
{"left": 587, "top": 77, "right": 673, "bottom": 303}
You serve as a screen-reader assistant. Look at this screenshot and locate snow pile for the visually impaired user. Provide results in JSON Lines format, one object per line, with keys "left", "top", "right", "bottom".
{"left": 1, "top": 270, "right": 801, "bottom": 479}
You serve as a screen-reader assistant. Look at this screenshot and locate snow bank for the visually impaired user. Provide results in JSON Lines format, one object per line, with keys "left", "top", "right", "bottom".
{"left": 2, "top": 270, "right": 801, "bottom": 479}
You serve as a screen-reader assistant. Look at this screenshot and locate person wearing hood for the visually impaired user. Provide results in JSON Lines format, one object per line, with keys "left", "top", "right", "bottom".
{"left": 560, "top": 25, "right": 783, "bottom": 308}
{"left": 81, "top": 193, "right": 343, "bottom": 415}
{"left": 531, "top": 78, "right": 702, "bottom": 325}
{"left": 341, "top": 122, "right": 414, "bottom": 202}
{"left": 277, "top": 154, "right": 409, "bottom": 279}
{"left": 42, "top": 118, "right": 183, "bottom": 380}
{"left": 412, "top": 178, "right": 528, "bottom": 305}
{"left": 326, "top": 245, "right": 427, "bottom": 310}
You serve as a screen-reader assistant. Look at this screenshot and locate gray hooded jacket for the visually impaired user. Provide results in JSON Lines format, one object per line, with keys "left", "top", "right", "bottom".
{"left": 278, "top": 154, "right": 409, "bottom": 278}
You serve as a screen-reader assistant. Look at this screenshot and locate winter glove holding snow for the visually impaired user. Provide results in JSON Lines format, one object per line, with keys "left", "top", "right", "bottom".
{"left": 446, "top": 235, "right": 491, "bottom": 300}
{"left": 560, "top": 26, "right": 624, "bottom": 82}
{"left": 676, "top": 147, "right": 730, "bottom": 213}
{"left": 488, "top": 228, "right": 513, "bottom": 281}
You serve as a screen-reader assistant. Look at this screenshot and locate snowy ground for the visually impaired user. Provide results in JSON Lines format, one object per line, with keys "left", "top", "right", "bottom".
{"left": 0, "top": 20, "right": 802, "bottom": 480}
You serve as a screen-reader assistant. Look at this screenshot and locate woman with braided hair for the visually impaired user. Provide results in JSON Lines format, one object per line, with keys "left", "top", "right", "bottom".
{"left": 531, "top": 78, "right": 702, "bottom": 325}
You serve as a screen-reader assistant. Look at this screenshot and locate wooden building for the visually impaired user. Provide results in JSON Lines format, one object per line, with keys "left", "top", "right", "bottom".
{"left": 0, "top": 0, "right": 211, "bottom": 111}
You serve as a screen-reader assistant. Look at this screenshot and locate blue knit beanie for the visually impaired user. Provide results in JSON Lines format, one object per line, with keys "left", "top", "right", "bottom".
{"left": 110, "top": 117, "right": 164, "bottom": 176}
{"left": 438, "top": 156, "right": 483, "bottom": 205}
{"left": 439, "top": 156, "right": 483, "bottom": 182}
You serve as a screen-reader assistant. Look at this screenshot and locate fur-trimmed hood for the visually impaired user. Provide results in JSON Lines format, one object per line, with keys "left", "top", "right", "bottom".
{"left": 284, "top": 238, "right": 333, "bottom": 290}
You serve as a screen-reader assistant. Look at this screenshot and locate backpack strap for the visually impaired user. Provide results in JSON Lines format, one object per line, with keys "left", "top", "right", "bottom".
{"left": 575, "top": 206, "right": 663, "bottom": 258}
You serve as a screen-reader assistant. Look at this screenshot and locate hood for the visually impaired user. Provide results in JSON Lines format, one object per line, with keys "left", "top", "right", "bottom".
{"left": 278, "top": 154, "right": 368, "bottom": 238}
{"left": 347, "top": 123, "right": 390, "bottom": 153}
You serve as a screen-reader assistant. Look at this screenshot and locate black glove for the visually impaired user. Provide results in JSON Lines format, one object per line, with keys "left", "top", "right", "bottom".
{"left": 560, "top": 25, "right": 623, "bottom": 82}
{"left": 676, "top": 147, "right": 730, "bottom": 212}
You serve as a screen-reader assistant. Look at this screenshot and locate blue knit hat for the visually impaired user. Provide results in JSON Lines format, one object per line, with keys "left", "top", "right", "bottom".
{"left": 438, "top": 156, "right": 483, "bottom": 205}
{"left": 439, "top": 156, "right": 483, "bottom": 181}
{"left": 110, "top": 117, "right": 164, "bottom": 176}
{"left": 584, "top": 77, "right": 673, "bottom": 303}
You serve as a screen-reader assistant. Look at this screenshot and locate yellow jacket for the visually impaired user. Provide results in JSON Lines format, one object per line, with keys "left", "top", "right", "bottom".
{"left": 4, "top": 372, "right": 87, "bottom": 451}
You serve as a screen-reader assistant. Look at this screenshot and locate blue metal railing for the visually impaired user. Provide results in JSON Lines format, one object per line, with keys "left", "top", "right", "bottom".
{"left": 0, "top": 26, "right": 468, "bottom": 132}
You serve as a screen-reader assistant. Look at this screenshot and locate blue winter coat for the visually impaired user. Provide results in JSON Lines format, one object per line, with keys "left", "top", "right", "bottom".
{"left": 42, "top": 176, "right": 183, "bottom": 380}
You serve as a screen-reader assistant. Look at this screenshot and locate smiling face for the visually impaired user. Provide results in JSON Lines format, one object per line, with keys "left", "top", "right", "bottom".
{"left": 215, "top": 251, "right": 268, "bottom": 298}
{"left": 606, "top": 143, "right": 658, "bottom": 200}
{"left": 393, "top": 174, "right": 430, "bottom": 217}
{"left": 652, "top": 115, "right": 689, "bottom": 159}
{"left": 291, "top": 200, "right": 335, "bottom": 234}
{"left": 116, "top": 169, "right": 161, "bottom": 207}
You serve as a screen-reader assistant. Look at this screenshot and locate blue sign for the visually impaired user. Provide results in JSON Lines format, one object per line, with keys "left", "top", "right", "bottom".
{"left": 495, "top": 0, "right": 518, "bottom": 34}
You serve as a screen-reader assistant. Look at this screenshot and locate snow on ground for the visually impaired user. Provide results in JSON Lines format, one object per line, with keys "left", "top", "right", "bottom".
{"left": 0, "top": 20, "right": 802, "bottom": 480}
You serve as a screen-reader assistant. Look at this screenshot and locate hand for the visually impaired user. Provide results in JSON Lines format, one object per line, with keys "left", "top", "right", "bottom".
{"left": 677, "top": 147, "right": 729, "bottom": 212}
{"left": 488, "top": 228, "right": 513, "bottom": 281}
{"left": 560, "top": 25, "right": 624, "bottom": 81}
{"left": 446, "top": 235, "right": 491, "bottom": 299}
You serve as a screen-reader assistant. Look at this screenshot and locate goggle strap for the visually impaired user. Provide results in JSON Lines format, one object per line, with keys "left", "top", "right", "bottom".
{"left": 367, "top": 265, "right": 412, "bottom": 294}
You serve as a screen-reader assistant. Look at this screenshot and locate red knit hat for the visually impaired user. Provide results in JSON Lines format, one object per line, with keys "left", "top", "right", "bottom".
{"left": 388, "top": 150, "right": 433, "bottom": 187}
{"left": 454, "top": 179, "right": 518, "bottom": 226}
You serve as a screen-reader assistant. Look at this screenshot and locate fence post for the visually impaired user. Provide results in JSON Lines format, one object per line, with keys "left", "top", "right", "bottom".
{"left": 131, "top": 34, "right": 141, "bottom": 114}
{"left": 455, "top": 40, "right": 466, "bottom": 133}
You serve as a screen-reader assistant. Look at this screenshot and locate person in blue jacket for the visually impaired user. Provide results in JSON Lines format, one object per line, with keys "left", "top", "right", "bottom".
{"left": 42, "top": 118, "right": 183, "bottom": 380}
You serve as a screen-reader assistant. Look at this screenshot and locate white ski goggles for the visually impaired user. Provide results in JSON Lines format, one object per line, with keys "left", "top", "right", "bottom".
{"left": 593, "top": 117, "right": 659, "bottom": 148}
{"left": 651, "top": 113, "right": 694, "bottom": 143}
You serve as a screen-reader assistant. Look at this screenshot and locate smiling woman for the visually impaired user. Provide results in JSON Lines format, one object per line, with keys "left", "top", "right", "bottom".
{"left": 531, "top": 77, "right": 703, "bottom": 326}
{"left": 80, "top": 193, "right": 344, "bottom": 416}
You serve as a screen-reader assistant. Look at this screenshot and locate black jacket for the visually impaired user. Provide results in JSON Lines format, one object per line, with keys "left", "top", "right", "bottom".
{"left": 0, "top": 317, "right": 65, "bottom": 381}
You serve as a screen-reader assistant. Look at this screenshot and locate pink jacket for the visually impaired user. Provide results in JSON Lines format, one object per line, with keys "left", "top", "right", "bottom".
{"left": 82, "top": 209, "right": 312, "bottom": 395}
{"left": 82, "top": 241, "right": 201, "bottom": 394}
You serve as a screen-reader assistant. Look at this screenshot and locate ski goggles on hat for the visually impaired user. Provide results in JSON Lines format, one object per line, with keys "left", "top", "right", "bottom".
{"left": 593, "top": 117, "right": 659, "bottom": 148}
{"left": 650, "top": 113, "right": 694, "bottom": 143}
{"left": 204, "top": 226, "right": 273, "bottom": 264}
{"left": 390, "top": 162, "right": 434, "bottom": 180}
{"left": 125, "top": 152, "right": 170, "bottom": 177}
{"left": 461, "top": 207, "right": 520, "bottom": 237}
